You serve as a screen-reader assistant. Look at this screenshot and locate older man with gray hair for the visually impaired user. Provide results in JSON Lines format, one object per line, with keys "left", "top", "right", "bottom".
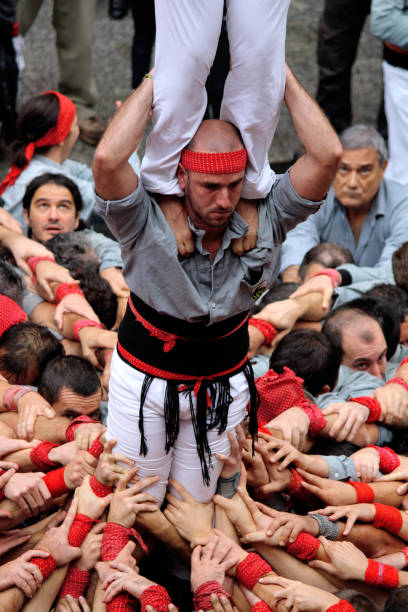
{"left": 281, "top": 124, "right": 408, "bottom": 281}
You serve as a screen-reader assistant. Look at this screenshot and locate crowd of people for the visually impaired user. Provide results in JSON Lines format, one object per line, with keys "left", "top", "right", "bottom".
{"left": 0, "top": 1, "right": 408, "bottom": 611}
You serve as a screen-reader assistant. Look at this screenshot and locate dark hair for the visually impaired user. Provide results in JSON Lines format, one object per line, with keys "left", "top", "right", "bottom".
{"left": 38, "top": 355, "right": 100, "bottom": 405}
{"left": 334, "top": 589, "right": 379, "bottom": 612}
{"left": 76, "top": 272, "right": 117, "bottom": 330}
{"left": 384, "top": 586, "right": 408, "bottom": 611}
{"left": 11, "top": 93, "right": 61, "bottom": 168}
{"left": 0, "top": 261, "right": 24, "bottom": 306}
{"left": 269, "top": 329, "right": 341, "bottom": 396}
{"left": 387, "top": 428, "right": 408, "bottom": 456}
{"left": 45, "top": 232, "right": 99, "bottom": 276}
{"left": 44, "top": 233, "right": 117, "bottom": 328}
{"left": 392, "top": 242, "right": 408, "bottom": 289}
{"left": 323, "top": 296, "right": 400, "bottom": 360}
{"left": 0, "top": 322, "right": 63, "bottom": 384}
{"left": 299, "top": 242, "right": 354, "bottom": 281}
{"left": 312, "top": 438, "right": 360, "bottom": 457}
{"left": 254, "top": 282, "right": 300, "bottom": 313}
{"left": 23, "top": 173, "right": 83, "bottom": 215}
{"left": 365, "top": 283, "right": 408, "bottom": 322}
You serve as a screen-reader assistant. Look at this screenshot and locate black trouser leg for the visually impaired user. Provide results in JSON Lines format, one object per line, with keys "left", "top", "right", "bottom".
{"left": 316, "top": 0, "right": 371, "bottom": 133}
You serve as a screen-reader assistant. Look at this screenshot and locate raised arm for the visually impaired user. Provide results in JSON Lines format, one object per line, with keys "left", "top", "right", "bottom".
{"left": 93, "top": 73, "right": 154, "bottom": 200}
{"left": 285, "top": 66, "right": 342, "bottom": 201}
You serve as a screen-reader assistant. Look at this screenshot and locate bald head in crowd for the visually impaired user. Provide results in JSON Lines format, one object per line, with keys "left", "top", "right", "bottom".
{"left": 323, "top": 308, "right": 388, "bottom": 379}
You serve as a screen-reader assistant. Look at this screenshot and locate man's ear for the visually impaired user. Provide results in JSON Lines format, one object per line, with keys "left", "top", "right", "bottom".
{"left": 23, "top": 208, "right": 30, "bottom": 228}
{"left": 177, "top": 163, "right": 187, "bottom": 192}
{"left": 74, "top": 214, "right": 80, "bottom": 231}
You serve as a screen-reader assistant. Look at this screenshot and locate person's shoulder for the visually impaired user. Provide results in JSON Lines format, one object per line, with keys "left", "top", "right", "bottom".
{"left": 382, "top": 176, "right": 408, "bottom": 205}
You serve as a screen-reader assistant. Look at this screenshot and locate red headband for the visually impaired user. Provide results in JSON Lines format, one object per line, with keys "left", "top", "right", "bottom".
{"left": 0, "top": 91, "right": 76, "bottom": 196}
{"left": 181, "top": 148, "right": 247, "bottom": 174}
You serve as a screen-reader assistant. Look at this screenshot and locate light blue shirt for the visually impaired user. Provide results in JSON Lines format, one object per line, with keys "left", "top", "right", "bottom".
{"left": 1, "top": 155, "right": 95, "bottom": 227}
{"left": 281, "top": 178, "right": 408, "bottom": 271}
{"left": 371, "top": 0, "right": 408, "bottom": 49}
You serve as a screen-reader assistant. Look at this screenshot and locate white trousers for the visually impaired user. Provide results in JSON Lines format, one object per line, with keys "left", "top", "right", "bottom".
{"left": 141, "top": 0, "right": 290, "bottom": 199}
{"left": 383, "top": 60, "right": 408, "bottom": 185}
{"left": 106, "top": 350, "right": 249, "bottom": 504}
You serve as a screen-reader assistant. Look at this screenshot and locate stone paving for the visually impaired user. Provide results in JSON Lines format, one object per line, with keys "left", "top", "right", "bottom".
{"left": 1, "top": 0, "right": 384, "bottom": 178}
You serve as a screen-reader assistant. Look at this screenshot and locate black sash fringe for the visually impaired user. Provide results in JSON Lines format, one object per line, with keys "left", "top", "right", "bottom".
{"left": 138, "top": 362, "right": 259, "bottom": 486}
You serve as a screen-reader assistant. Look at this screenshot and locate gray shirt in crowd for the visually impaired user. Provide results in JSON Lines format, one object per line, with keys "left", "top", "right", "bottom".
{"left": 95, "top": 172, "right": 323, "bottom": 324}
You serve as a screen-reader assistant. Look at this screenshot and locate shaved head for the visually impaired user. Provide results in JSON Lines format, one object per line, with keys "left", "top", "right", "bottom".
{"left": 187, "top": 120, "right": 244, "bottom": 153}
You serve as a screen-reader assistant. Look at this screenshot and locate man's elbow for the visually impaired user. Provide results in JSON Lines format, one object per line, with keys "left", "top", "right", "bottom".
{"left": 93, "top": 143, "right": 119, "bottom": 179}
{"left": 326, "top": 139, "right": 343, "bottom": 169}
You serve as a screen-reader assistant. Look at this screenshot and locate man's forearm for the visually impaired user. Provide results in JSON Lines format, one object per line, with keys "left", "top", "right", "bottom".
{"left": 0, "top": 586, "right": 25, "bottom": 612}
{"left": 292, "top": 291, "right": 331, "bottom": 322}
{"left": 93, "top": 76, "right": 153, "bottom": 200}
{"left": 284, "top": 66, "right": 342, "bottom": 201}
{"left": 0, "top": 413, "right": 69, "bottom": 444}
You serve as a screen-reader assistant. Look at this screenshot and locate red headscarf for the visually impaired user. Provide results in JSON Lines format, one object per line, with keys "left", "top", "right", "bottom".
{"left": 0, "top": 91, "right": 76, "bottom": 196}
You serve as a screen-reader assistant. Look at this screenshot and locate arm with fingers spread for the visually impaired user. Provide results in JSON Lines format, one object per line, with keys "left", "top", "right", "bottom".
{"left": 297, "top": 468, "right": 405, "bottom": 507}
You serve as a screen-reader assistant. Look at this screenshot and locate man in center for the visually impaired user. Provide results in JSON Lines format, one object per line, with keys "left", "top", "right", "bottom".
{"left": 93, "top": 67, "right": 342, "bottom": 504}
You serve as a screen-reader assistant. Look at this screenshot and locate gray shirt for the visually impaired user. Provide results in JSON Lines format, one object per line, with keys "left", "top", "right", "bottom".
{"left": 95, "top": 172, "right": 323, "bottom": 323}
{"left": 281, "top": 178, "right": 408, "bottom": 271}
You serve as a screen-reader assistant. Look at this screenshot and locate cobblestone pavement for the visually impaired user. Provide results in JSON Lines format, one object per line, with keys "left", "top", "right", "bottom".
{"left": 1, "top": 0, "right": 383, "bottom": 178}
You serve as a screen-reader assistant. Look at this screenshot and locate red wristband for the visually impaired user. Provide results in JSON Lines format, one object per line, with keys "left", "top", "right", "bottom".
{"left": 367, "top": 445, "right": 400, "bottom": 473}
{"left": 365, "top": 559, "right": 399, "bottom": 587}
{"left": 141, "top": 585, "right": 173, "bottom": 612}
{"left": 89, "top": 474, "right": 113, "bottom": 498}
{"left": 59, "top": 566, "right": 90, "bottom": 599}
{"left": 2, "top": 385, "right": 32, "bottom": 411}
{"left": 248, "top": 318, "right": 277, "bottom": 346}
{"left": 373, "top": 503, "right": 403, "bottom": 534}
{"left": 102, "top": 522, "right": 148, "bottom": 561}
{"left": 349, "top": 481, "right": 375, "bottom": 503}
{"left": 387, "top": 377, "right": 408, "bottom": 394}
{"left": 287, "top": 469, "right": 304, "bottom": 496}
{"left": 299, "top": 400, "right": 327, "bottom": 434}
{"left": 107, "top": 593, "right": 134, "bottom": 611}
{"left": 68, "top": 513, "right": 97, "bottom": 547}
{"left": 350, "top": 396, "right": 381, "bottom": 423}
{"left": 193, "top": 580, "right": 231, "bottom": 611}
{"left": 286, "top": 532, "right": 320, "bottom": 561}
{"left": 55, "top": 282, "right": 85, "bottom": 303}
{"left": 88, "top": 437, "right": 104, "bottom": 458}
{"left": 30, "top": 441, "right": 60, "bottom": 471}
{"left": 235, "top": 552, "right": 272, "bottom": 589}
{"left": 72, "top": 319, "right": 104, "bottom": 341}
{"left": 42, "top": 467, "right": 70, "bottom": 497}
{"left": 251, "top": 603, "right": 275, "bottom": 612}
{"left": 65, "top": 415, "right": 99, "bottom": 442}
{"left": 399, "top": 357, "right": 408, "bottom": 368}
{"left": 311, "top": 268, "right": 341, "bottom": 288}
{"left": 27, "top": 256, "right": 55, "bottom": 276}
{"left": 326, "top": 602, "right": 357, "bottom": 612}
{"left": 30, "top": 555, "right": 57, "bottom": 580}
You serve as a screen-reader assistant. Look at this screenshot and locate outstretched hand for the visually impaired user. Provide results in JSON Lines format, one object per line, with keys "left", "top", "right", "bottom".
{"left": 164, "top": 478, "right": 214, "bottom": 545}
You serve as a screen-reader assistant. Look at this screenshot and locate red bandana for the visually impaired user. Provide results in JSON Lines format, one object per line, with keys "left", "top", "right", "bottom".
{"left": 0, "top": 90, "right": 76, "bottom": 195}
{"left": 181, "top": 148, "right": 247, "bottom": 174}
